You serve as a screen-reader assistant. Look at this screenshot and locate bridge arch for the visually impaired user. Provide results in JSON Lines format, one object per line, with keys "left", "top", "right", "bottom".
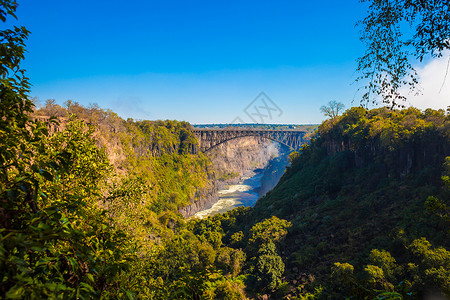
{"left": 192, "top": 128, "right": 306, "bottom": 153}
{"left": 203, "top": 134, "right": 293, "bottom": 152}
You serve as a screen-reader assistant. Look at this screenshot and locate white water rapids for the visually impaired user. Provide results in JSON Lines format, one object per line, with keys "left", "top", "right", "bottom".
{"left": 193, "top": 170, "right": 263, "bottom": 219}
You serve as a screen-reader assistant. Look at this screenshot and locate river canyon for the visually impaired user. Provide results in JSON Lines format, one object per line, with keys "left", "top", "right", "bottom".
{"left": 180, "top": 136, "right": 291, "bottom": 218}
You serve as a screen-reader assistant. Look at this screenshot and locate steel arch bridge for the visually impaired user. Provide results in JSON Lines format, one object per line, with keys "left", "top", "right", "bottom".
{"left": 192, "top": 128, "right": 306, "bottom": 152}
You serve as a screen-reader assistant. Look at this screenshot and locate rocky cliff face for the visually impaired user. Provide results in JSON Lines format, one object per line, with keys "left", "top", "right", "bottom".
{"left": 179, "top": 136, "right": 280, "bottom": 217}
{"left": 209, "top": 136, "right": 280, "bottom": 188}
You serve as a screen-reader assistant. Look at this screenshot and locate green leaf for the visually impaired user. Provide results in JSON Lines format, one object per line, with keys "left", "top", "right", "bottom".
{"left": 5, "top": 285, "right": 25, "bottom": 299}
{"left": 126, "top": 290, "right": 135, "bottom": 300}
{"left": 86, "top": 273, "right": 94, "bottom": 283}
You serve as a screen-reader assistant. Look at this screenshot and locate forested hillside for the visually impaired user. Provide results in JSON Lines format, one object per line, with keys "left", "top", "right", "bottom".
{"left": 236, "top": 107, "right": 450, "bottom": 298}
{"left": 34, "top": 100, "right": 214, "bottom": 214}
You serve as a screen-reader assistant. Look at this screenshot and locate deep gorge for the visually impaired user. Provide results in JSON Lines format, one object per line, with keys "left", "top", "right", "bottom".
{"left": 180, "top": 136, "right": 291, "bottom": 217}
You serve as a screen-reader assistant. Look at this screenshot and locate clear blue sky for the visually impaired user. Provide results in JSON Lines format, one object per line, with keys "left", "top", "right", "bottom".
{"left": 7, "top": 0, "right": 370, "bottom": 123}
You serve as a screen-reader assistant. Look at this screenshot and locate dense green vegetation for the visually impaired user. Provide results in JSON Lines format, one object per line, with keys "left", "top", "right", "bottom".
{"left": 247, "top": 107, "right": 450, "bottom": 298}
{"left": 1, "top": 1, "right": 449, "bottom": 299}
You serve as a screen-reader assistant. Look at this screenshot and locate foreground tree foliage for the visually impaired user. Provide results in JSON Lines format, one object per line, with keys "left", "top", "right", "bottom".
{"left": 0, "top": 4, "right": 138, "bottom": 297}
{"left": 1, "top": 119, "right": 138, "bottom": 298}
{"left": 357, "top": 0, "right": 450, "bottom": 107}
